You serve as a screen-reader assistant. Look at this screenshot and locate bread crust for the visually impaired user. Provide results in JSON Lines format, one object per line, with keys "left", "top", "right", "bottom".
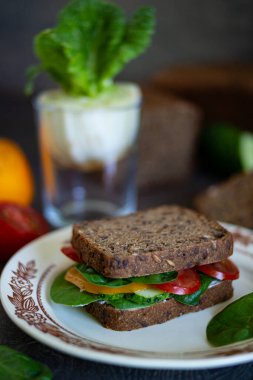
{"left": 71, "top": 205, "right": 233, "bottom": 278}
{"left": 85, "top": 280, "right": 233, "bottom": 331}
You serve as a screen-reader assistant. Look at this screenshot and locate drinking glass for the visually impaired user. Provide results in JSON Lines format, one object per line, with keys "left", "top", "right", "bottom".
{"left": 34, "top": 85, "right": 141, "bottom": 227}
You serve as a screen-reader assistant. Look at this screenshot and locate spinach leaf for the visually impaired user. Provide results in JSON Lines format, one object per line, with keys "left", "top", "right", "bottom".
{"left": 76, "top": 263, "right": 178, "bottom": 286}
{"left": 76, "top": 264, "right": 131, "bottom": 287}
{"left": 0, "top": 345, "right": 52, "bottom": 380}
{"left": 173, "top": 274, "right": 219, "bottom": 306}
{"left": 207, "top": 292, "right": 253, "bottom": 347}
{"left": 131, "top": 271, "right": 177, "bottom": 284}
{"left": 50, "top": 270, "right": 101, "bottom": 306}
{"left": 26, "top": 0, "right": 155, "bottom": 96}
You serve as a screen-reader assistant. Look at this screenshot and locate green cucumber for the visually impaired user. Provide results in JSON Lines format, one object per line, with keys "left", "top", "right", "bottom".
{"left": 126, "top": 288, "right": 169, "bottom": 305}
{"left": 240, "top": 132, "right": 253, "bottom": 170}
{"left": 200, "top": 122, "right": 253, "bottom": 175}
{"left": 108, "top": 289, "right": 169, "bottom": 310}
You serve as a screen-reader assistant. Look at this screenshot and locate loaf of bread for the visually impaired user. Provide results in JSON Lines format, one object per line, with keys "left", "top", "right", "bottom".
{"left": 194, "top": 171, "right": 253, "bottom": 229}
{"left": 151, "top": 64, "right": 253, "bottom": 132}
{"left": 72, "top": 205, "right": 233, "bottom": 278}
{"left": 138, "top": 87, "right": 202, "bottom": 187}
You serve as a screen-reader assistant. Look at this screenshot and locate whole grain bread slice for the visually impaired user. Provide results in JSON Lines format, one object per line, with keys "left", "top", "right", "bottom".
{"left": 85, "top": 280, "right": 233, "bottom": 331}
{"left": 71, "top": 205, "right": 233, "bottom": 278}
{"left": 194, "top": 171, "right": 253, "bottom": 229}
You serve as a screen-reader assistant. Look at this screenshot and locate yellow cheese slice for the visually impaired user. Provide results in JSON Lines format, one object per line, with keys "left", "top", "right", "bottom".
{"left": 65, "top": 267, "right": 153, "bottom": 294}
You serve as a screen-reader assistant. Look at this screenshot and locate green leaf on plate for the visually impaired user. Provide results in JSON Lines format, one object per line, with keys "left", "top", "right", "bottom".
{"left": 207, "top": 292, "right": 253, "bottom": 347}
{"left": 0, "top": 345, "right": 52, "bottom": 380}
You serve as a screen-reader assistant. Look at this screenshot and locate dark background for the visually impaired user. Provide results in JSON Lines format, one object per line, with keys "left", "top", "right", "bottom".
{"left": 1, "top": 0, "right": 253, "bottom": 207}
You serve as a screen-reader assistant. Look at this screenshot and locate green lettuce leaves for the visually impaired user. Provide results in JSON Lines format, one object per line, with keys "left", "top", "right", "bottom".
{"left": 26, "top": 0, "right": 155, "bottom": 96}
{"left": 76, "top": 263, "right": 178, "bottom": 287}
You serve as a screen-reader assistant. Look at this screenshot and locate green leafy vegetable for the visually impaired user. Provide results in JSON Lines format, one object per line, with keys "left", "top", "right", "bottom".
{"left": 0, "top": 345, "right": 52, "bottom": 380}
{"left": 76, "top": 263, "right": 177, "bottom": 286}
{"left": 132, "top": 271, "right": 177, "bottom": 284}
{"left": 25, "top": 0, "right": 155, "bottom": 96}
{"left": 50, "top": 269, "right": 221, "bottom": 311}
{"left": 206, "top": 292, "right": 253, "bottom": 347}
{"left": 50, "top": 270, "right": 101, "bottom": 306}
{"left": 76, "top": 264, "right": 131, "bottom": 287}
{"left": 174, "top": 274, "right": 219, "bottom": 306}
{"left": 107, "top": 295, "right": 151, "bottom": 310}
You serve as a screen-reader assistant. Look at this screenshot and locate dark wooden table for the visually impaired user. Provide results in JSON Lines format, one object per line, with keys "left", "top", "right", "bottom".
{"left": 1, "top": 93, "right": 253, "bottom": 380}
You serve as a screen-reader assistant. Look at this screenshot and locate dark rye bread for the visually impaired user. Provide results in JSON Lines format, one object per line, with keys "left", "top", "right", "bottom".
{"left": 194, "top": 171, "right": 253, "bottom": 229}
{"left": 71, "top": 205, "right": 233, "bottom": 278}
{"left": 138, "top": 87, "right": 202, "bottom": 187}
{"left": 151, "top": 64, "right": 253, "bottom": 132}
{"left": 85, "top": 280, "right": 233, "bottom": 331}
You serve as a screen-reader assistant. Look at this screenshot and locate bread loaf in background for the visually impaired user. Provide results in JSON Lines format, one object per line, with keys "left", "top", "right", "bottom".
{"left": 194, "top": 171, "right": 253, "bottom": 229}
{"left": 151, "top": 64, "right": 253, "bottom": 132}
{"left": 138, "top": 87, "right": 202, "bottom": 188}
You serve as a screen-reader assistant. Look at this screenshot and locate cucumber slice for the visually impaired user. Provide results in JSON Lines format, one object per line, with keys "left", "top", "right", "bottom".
{"left": 200, "top": 122, "right": 253, "bottom": 175}
{"left": 239, "top": 132, "right": 253, "bottom": 170}
{"left": 127, "top": 288, "right": 169, "bottom": 305}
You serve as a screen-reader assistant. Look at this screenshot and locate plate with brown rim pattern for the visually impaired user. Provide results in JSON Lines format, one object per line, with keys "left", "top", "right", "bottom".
{"left": 1, "top": 223, "right": 253, "bottom": 369}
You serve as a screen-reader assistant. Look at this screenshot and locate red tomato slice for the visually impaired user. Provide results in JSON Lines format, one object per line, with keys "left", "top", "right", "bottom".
{"left": 0, "top": 202, "right": 49, "bottom": 262}
{"left": 197, "top": 259, "right": 239, "bottom": 281}
{"left": 155, "top": 269, "right": 201, "bottom": 295}
{"left": 61, "top": 246, "right": 82, "bottom": 262}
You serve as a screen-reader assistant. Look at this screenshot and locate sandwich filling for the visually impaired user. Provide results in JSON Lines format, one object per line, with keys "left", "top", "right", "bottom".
{"left": 50, "top": 246, "right": 239, "bottom": 310}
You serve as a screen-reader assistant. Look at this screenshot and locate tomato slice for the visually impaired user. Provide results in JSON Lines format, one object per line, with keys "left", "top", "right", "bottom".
{"left": 197, "top": 259, "right": 239, "bottom": 281}
{"left": 61, "top": 246, "right": 82, "bottom": 262}
{"left": 155, "top": 269, "right": 201, "bottom": 295}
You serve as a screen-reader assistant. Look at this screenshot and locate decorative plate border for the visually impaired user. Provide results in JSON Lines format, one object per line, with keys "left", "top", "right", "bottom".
{"left": 6, "top": 226, "right": 253, "bottom": 362}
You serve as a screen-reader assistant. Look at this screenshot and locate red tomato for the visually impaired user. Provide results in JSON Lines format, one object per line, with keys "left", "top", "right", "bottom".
{"left": 155, "top": 269, "right": 201, "bottom": 295}
{"left": 197, "top": 259, "right": 239, "bottom": 281}
{"left": 0, "top": 203, "right": 50, "bottom": 262}
{"left": 61, "top": 246, "right": 81, "bottom": 262}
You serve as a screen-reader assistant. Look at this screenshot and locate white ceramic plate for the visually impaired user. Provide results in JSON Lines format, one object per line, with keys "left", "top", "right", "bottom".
{"left": 1, "top": 223, "right": 253, "bottom": 369}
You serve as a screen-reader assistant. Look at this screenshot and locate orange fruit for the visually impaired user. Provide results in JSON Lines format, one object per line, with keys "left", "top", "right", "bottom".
{"left": 0, "top": 138, "right": 34, "bottom": 206}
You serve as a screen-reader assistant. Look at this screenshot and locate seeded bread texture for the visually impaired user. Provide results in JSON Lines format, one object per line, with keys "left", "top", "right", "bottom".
{"left": 71, "top": 205, "right": 233, "bottom": 278}
{"left": 194, "top": 171, "right": 253, "bottom": 229}
{"left": 85, "top": 280, "right": 233, "bottom": 331}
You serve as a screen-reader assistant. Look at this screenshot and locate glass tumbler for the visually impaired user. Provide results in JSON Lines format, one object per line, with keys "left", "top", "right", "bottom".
{"left": 34, "top": 85, "right": 142, "bottom": 227}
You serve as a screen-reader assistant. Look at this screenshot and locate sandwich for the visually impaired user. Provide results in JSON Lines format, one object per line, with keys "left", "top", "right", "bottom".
{"left": 50, "top": 205, "right": 239, "bottom": 331}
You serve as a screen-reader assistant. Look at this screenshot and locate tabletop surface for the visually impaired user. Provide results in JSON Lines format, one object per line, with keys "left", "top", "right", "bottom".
{"left": 1, "top": 94, "right": 253, "bottom": 380}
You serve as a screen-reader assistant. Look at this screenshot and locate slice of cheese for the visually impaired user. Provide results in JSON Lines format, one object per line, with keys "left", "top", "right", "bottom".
{"left": 65, "top": 267, "right": 153, "bottom": 294}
